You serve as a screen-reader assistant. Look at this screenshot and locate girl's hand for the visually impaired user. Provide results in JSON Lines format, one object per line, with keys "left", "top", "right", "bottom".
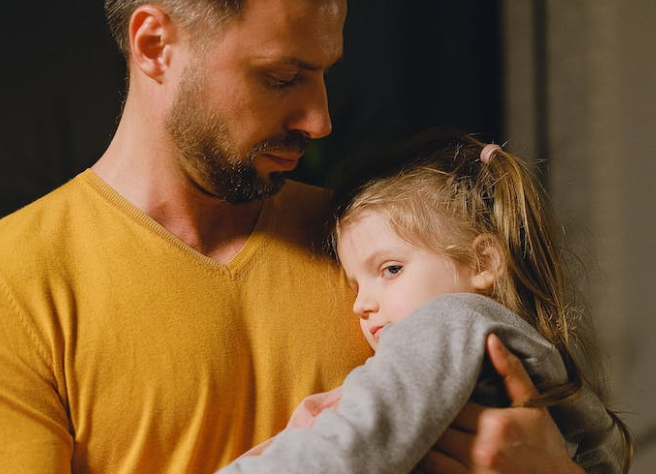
{"left": 416, "top": 334, "right": 586, "bottom": 474}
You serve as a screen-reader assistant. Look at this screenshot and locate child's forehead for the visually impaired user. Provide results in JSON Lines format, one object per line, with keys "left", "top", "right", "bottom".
{"left": 339, "top": 212, "right": 421, "bottom": 256}
{"left": 339, "top": 210, "right": 396, "bottom": 239}
{"left": 341, "top": 208, "right": 435, "bottom": 243}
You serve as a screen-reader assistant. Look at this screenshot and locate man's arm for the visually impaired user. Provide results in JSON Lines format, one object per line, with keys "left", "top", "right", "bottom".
{"left": 419, "top": 334, "right": 586, "bottom": 474}
{"left": 0, "top": 284, "right": 73, "bottom": 473}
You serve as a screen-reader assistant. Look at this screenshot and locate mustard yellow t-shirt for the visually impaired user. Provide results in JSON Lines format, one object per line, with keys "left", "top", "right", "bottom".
{"left": 0, "top": 170, "right": 372, "bottom": 474}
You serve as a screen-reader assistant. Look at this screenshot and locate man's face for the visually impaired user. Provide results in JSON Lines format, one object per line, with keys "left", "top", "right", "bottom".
{"left": 165, "top": 0, "right": 347, "bottom": 203}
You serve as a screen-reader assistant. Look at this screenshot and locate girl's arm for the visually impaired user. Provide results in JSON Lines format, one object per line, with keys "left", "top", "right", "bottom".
{"left": 218, "top": 294, "right": 584, "bottom": 474}
{"left": 421, "top": 334, "right": 586, "bottom": 474}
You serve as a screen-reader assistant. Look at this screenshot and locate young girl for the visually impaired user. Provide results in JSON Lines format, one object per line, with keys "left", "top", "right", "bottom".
{"left": 218, "top": 132, "right": 631, "bottom": 474}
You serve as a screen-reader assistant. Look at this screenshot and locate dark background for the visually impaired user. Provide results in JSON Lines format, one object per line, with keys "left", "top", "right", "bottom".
{"left": 0, "top": 1, "right": 502, "bottom": 217}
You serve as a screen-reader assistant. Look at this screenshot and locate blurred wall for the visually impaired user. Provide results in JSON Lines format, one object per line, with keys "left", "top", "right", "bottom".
{"left": 503, "top": 1, "right": 656, "bottom": 472}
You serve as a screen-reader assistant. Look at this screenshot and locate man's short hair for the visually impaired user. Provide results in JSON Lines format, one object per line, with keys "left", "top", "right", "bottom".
{"left": 104, "top": 0, "right": 244, "bottom": 59}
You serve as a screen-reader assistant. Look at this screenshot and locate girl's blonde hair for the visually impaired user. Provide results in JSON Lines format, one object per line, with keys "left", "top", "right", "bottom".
{"left": 333, "top": 130, "right": 632, "bottom": 472}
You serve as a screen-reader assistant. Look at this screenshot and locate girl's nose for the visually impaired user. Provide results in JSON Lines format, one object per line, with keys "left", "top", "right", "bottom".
{"left": 352, "top": 291, "right": 378, "bottom": 318}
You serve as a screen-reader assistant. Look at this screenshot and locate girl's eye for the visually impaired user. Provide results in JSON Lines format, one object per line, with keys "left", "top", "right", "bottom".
{"left": 383, "top": 265, "right": 403, "bottom": 277}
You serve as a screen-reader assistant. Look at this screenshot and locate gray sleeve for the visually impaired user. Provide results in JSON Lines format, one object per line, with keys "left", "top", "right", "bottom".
{"left": 550, "top": 385, "right": 626, "bottom": 474}
{"left": 217, "top": 293, "right": 622, "bottom": 474}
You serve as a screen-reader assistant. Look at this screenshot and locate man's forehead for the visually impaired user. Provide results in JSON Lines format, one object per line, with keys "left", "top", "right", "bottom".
{"left": 221, "top": 0, "right": 345, "bottom": 69}
{"left": 238, "top": 0, "right": 347, "bottom": 23}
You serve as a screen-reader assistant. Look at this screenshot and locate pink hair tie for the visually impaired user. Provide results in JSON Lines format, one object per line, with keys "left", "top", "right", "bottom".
{"left": 480, "top": 144, "right": 501, "bottom": 164}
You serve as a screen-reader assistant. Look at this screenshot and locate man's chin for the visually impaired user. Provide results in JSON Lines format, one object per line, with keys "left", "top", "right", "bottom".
{"left": 222, "top": 172, "right": 288, "bottom": 204}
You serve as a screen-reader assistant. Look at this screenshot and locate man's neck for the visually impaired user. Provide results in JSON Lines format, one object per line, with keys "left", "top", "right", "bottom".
{"left": 140, "top": 184, "right": 264, "bottom": 264}
{"left": 92, "top": 116, "right": 264, "bottom": 265}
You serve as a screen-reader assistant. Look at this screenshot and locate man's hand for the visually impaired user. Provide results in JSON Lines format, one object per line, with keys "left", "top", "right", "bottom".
{"left": 417, "top": 334, "right": 586, "bottom": 474}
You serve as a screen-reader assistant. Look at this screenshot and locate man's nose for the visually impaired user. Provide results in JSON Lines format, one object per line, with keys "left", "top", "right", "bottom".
{"left": 287, "top": 78, "right": 332, "bottom": 140}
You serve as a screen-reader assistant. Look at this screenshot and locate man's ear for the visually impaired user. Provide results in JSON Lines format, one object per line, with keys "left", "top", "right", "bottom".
{"left": 470, "top": 234, "right": 505, "bottom": 291}
{"left": 128, "top": 5, "right": 176, "bottom": 82}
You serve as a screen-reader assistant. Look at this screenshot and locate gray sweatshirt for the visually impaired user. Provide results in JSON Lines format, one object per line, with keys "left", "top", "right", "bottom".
{"left": 219, "top": 293, "right": 623, "bottom": 474}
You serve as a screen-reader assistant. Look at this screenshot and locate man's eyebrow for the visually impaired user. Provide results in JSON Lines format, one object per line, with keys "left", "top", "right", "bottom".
{"left": 264, "top": 55, "right": 344, "bottom": 72}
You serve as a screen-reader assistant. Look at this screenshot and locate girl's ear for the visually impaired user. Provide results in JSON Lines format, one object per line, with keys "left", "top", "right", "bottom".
{"left": 470, "top": 234, "right": 505, "bottom": 291}
{"left": 129, "top": 5, "right": 177, "bottom": 82}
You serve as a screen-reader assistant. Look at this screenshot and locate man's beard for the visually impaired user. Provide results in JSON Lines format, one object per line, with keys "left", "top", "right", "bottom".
{"left": 165, "top": 67, "right": 308, "bottom": 204}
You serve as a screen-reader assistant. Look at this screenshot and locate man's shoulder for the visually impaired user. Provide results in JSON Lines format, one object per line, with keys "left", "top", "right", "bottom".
{"left": 274, "top": 180, "right": 335, "bottom": 225}
{"left": 266, "top": 180, "right": 336, "bottom": 254}
{"left": 277, "top": 179, "right": 333, "bottom": 212}
{"left": 1, "top": 172, "right": 85, "bottom": 221}
{"left": 0, "top": 172, "right": 89, "bottom": 259}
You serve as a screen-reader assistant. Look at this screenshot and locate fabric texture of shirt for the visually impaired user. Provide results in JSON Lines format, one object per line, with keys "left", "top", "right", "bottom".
{"left": 0, "top": 170, "right": 372, "bottom": 474}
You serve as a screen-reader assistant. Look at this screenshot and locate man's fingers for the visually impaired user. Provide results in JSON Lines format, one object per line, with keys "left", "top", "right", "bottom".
{"left": 486, "top": 333, "right": 539, "bottom": 404}
{"left": 432, "top": 426, "right": 475, "bottom": 469}
{"left": 449, "top": 401, "right": 484, "bottom": 432}
{"left": 417, "top": 446, "right": 468, "bottom": 474}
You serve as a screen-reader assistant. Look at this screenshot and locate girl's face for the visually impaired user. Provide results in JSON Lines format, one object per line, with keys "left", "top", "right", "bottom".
{"left": 337, "top": 211, "right": 478, "bottom": 350}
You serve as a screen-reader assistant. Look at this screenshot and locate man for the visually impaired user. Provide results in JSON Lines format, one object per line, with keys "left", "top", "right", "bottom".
{"left": 0, "top": 0, "right": 589, "bottom": 473}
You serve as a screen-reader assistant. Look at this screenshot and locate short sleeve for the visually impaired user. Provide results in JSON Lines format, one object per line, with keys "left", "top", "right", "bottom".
{"left": 0, "top": 276, "right": 73, "bottom": 473}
